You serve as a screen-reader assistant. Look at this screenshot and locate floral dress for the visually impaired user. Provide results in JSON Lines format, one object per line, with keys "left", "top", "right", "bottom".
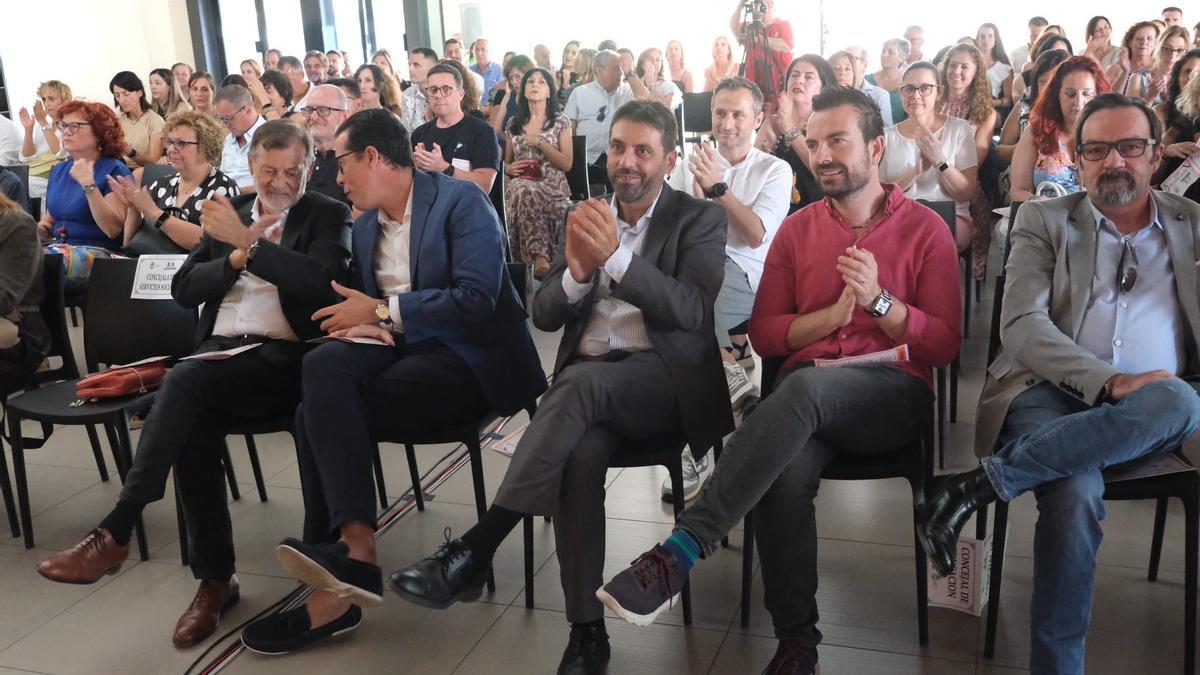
{"left": 505, "top": 113, "right": 572, "bottom": 264}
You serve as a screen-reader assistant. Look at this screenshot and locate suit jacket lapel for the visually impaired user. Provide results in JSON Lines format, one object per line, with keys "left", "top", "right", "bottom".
{"left": 410, "top": 171, "right": 436, "bottom": 283}
{"left": 280, "top": 194, "right": 306, "bottom": 251}
{"left": 636, "top": 184, "right": 676, "bottom": 270}
{"left": 1156, "top": 193, "right": 1200, "bottom": 361}
{"left": 356, "top": 211, "right": 381, "bottom": 295}
{"left": 1067, "top": 197, "right": 1098, "bottom": 339}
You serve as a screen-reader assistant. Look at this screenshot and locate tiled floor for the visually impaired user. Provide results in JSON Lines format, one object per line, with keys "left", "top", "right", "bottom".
{"left": 0, "top": 251, "right": 1195, "bottom": 674}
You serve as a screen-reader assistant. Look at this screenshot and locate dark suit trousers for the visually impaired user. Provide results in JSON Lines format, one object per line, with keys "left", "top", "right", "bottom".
{"left": 493, "top": 351, "right": 682, "bottom": 624}
{"left": 119, "top": 336, "right": 307, "bottom": 580}
{"left": 296, "top": 338, "right": 488, "bottom": 543}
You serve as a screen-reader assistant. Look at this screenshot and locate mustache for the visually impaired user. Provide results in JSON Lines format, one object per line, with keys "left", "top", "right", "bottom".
{"left": 1098, "top": 169, "right": 1135, "bottom": 183}
{"left": 816, "top": 162, "right": 847, "bottom": 173}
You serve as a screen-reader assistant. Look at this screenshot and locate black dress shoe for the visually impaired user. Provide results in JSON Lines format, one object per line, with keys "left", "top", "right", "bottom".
{"left": 388, "top": 535, "right": 488, "bottom": 609}
{"left": 918, "top": 467, "right": 998, "bottom": 577}
{"left": 241, "top": 605, "right": 362, "bottom": 655}
{"left": 557, "top": 622, "right": 611, "bottom": 675}
{"left": 275, "top": 538, "right": 383, "bottom": 607}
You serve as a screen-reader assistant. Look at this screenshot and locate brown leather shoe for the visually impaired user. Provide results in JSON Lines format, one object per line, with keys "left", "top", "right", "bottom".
{"left": 172, "top": 577, "right": 240, "bottom": 648}
{"left": 37, "top": 528, "right": 130, "bottom": 584}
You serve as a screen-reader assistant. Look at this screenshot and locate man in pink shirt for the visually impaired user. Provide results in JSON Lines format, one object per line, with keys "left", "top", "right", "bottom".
{"left": 596, "top": 88, "right": 961, "bottom": 675}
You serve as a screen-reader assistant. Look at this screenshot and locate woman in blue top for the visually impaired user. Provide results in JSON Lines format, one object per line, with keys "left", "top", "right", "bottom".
{"left": 38, "top": 100, "right": 130, "bottom": 253}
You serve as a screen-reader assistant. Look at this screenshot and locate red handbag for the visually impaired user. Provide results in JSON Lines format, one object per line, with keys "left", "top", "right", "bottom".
{"left": 72, "top": 359, "right": 169, "bottom": 405}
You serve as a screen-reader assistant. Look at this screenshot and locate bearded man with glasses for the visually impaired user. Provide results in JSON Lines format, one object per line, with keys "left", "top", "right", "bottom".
{"left": 921, "top": 93, "right": 1200, "bottom": 675}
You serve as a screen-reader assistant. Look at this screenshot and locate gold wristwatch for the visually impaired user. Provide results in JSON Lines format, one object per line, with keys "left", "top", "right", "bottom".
{"left": 375, "top": 299, "right": 393, "bottom": 326}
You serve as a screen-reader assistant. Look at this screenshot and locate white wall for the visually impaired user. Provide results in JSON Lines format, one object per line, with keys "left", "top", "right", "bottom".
{"left": 1, "top": 0, "right": 194, "bottom": 113}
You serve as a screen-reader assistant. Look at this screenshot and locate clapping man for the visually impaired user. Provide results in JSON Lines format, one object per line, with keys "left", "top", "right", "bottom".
{"left": 409, "top": 64, "right": 500, "bottom": 194}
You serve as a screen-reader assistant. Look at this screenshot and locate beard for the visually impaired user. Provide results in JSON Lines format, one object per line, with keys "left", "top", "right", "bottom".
{"left": 1092, "top": 169, "right": 1138, "bottom": 207}
{"left": 817, "top": 156, "right": 871, "bottom": 199}
{"left": 611, "top": 167, "right": 658, "bottom": 203}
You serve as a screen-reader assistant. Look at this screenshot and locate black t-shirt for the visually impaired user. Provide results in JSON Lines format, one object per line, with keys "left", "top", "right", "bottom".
{"left": 308, "top": 149, "right": 350, "bottom": 206}
{"left": 775, "top": 141, "right": 824, "bottom": 215}
{"left": 410, "top": 115, "right": 501, "bottom": 175}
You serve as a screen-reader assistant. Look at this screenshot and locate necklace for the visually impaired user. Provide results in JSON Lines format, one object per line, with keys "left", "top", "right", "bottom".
{"left": 850, "top": 195, "right": 888, "bottom": 230}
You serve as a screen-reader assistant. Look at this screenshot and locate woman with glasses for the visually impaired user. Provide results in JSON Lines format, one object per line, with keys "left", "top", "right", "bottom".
{"left": 1128, "top": 25, "right": 1191, "bottom": 104}
{"left": 1010, "top": 56, "right": 1110, "bottom": 203}
{"left": 148, "top": 68, "right": 191, "bottom": 118}
{"left": 110, "top": 71, "right": 165, "bottom": 168}
{"left": 107, "top": 111, "right": 238, "bottom": 255}
{"left": 38, "top": 101, "right": 131, "bottom": 286}
{"left": 503, "top": 68, "right": 573, "bottom": 279}
{"left": 188, "top": 72, "right": 218, "bottom": 116}
{"left": 879, "top": 61, "right": 979, "bottom": 251}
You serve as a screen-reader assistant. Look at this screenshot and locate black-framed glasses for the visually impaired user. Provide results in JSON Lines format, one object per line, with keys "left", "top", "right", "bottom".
{"left": 597, "top": 105, "right": 607, "bottom": 123}
{"left": 56, "top": 122, "right": 89, "bottom": 135}
{"left": 163, "top": 138, "right": 201, "bottom": 151}
{"left": 1078, "top": 138, "right": 1158, "bottom": 162}
{"left": 424, "top": 85, "right": 458, "bottom": 98}
{"left": 1117, "top": 237, "right": 1139, "bottom": 294}
{"left": 300, "top": 106, "right": 346, "bottom": 118}
{"left": 334, "top": 150, "right": 361, "bottom": 173}
{"left": 899, "top": 83, "right": 940, "bottom": 98}
{"left": 216, "top": 106, "right": 247, "bottom": 127}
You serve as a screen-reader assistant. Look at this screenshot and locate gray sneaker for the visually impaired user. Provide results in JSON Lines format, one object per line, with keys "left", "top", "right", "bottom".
{"left": 596, "top": 544, "right": 688, "bottom": 626}
{"left": 661, "top": 448, "right": 713, "bottom": 501}
{"left": 725, "top": 362, "right": 757, "bottom": 408}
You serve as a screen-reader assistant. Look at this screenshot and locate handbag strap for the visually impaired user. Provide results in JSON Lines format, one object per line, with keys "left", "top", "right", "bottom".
{"left": 70, "top": 365, "right": 152, "bottom": 407}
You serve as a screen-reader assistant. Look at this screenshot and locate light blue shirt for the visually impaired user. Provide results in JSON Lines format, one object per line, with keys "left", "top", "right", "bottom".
{"left": 471, "top": 61, "right": 504, "bottom": 105}
{"left": 1078, "top": 199, "right": 1186, "bottom": 375}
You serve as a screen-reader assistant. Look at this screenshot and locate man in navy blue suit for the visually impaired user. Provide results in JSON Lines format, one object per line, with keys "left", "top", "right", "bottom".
{"left": 241, "top": 108, "right": 546, "bottom": 655}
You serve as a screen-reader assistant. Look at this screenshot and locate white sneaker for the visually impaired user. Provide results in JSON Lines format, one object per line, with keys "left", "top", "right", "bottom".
{"left": 661, "top": 447, "right": 713, "bottom": 501}
{"left": 725, "top": 361, "right": 757, "bottom": 409}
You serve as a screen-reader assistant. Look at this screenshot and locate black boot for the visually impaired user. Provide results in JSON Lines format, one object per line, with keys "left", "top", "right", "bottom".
{"left": 918, "top": 467, "right": 998, "bottom": 577}
{"left": 557, "top": 621, "right": 610, "bottom": 675}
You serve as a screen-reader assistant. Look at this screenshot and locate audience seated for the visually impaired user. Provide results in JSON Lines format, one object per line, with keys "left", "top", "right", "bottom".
{"left": 1129, "top": 24, "right": 1191, "bottom": 104}
{"left": 763, "top": 56, "right": 833, "bottom": 215}
{"left": 409, "top": 63, "right": 501, "bottom": 194}
{"left": 401, "top": 48, "right": 437, "bottom": 134}
{"left": 1011, "top": 31, "right": 1073, "bottom": 104}
{"left": 904, "top": 25, "right": 926, "bottom": 62}
{"left": 149, "top": 67, "right": 191, "bottom": 117}
{"left": 863, "top": 40, "right": 910, "bottom": 124}
{"left": 489, "top": 54, "right": 533, "bottom": 136}
{"left": 240, "top": 59, "right": 264, "bottom": 83}
{"left": 922, "top": 92, "right": 1200, "bottom": 675}
{"left": 248, "top": 69, "right": 294, "bottom": 122}
{"left": 997, "top": 49, "right": 1070, "bottom": 172}
{"left": 37, "top": 120, "right": 352, "bottom": 649}
{"left": 557, "top": 40, "right": 583, "bottom": 93}
{"left": 239, "top": 108, "right": 544, "bottom": 655}
{"left": 279, "top": 56, "right": 313, "bottom": 111}
{"left": 173, "top": 62, "right": 195, "bottom": 94}
{"left": 633, "top": 48, "right": 683, "bottom": 111}
{"left": 829, "top": 49, "right": 894, "bottom": 126}
{"left": 299, "top": 85, "right": 354, "bottom": 208}
{"left": 1083, "top": 16, "right": 1122, "bottom": 69}
{"left": 304, "top": 50, "right": 329, "bottom": 87}
{"left": 0, "top": 193, "right": 47, "bottom": 396}
{"left": 188, "top": 71, "right": 218, "bottom": 116}
{"left": 110, "top": 71, "right": 165, "bottom": 167}
{"left": 976, "top": 23, "right": 1015, "bottom": 110}
{"left": 564, "top": 50, "right": 650, "bottom": 193}
{"left": 444, "top": 39, "right": 488, "bottom": 103}
{"left": 355, "top": 63, "right": 402, "bottom": 116}
{"left": 703, "top": 36, "right": 739, "bottom": 92}
{"left": 597, "top": 87, "right": 961, "bottom": 675}
{"left": 471, "top": 37, "right": 505, "bottom": 106}
{"left": 1010, "top": 16, "right": 1049, "bottom": 73}
{"left": 666, "top": 40, "right": 694, "bottom": 93}
{"left": 503, "top": 68, "right": 573, "bottom": 278}
{"left": 215, "top": 84, "right": 266, "bottom": 192}
{"left": 264, "top": 49, "right": 281, "bottom": 72}
{"left": 1108, "top": 21, "right": 1160, "bottom": 97}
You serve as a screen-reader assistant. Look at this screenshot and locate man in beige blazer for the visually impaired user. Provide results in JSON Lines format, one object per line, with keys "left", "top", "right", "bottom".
{"left": 920, "top": 93, "right": 1200, "bottom": 675}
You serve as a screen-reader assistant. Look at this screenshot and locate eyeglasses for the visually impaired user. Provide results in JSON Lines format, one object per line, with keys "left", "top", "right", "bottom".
{"left": 1076, "top": 138, "right": 1158, "bottom": 162}
{"left": 1117, "top": 238, "right": 1139, "bottom": 294}
{"left": 163, "top": 138, "right": 201, "bottom": 151}
{"left": 1163, "top": 46, "right": 1188, "bottom": 56}
{"left": 300, "top": 106, "right": 347, "bottom": 118}
{"left": 56, "top": 122, "right": 89, "bottom": 135}
{"left": 334, "top": 150, "right": 361, "bottom": 173}
{"left": 424, "top": 85, "right": 458, "bottom": 98}
{"left": 216, "top": 106, "right": 247, "bottom": 127}
{"left": 899, "top": 83, "right": 940, "bottom": 98}
{"left": 597, "top": 105, "right": 607, "bottom": 123}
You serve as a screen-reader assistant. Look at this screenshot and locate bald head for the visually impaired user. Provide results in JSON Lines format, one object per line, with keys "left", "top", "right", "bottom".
{"left": 304, "top": 84, "right": 351, "bottom": 151}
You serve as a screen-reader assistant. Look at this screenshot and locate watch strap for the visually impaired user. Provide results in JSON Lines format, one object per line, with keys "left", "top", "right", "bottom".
{"left": 246, "top": 239, "right": 262, "bottom": 262}
{"left": 936, "top": 160, "right": 950, "bottom": 172}
{"left": 443, "top": 164, "right": 456, "bottom": 177}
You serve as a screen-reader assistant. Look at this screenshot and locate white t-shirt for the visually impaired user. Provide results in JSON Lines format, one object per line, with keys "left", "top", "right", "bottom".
{"left": 564, "top": 81, "right": 634, "bottom": 164}
{"left": 650, "top": 79, "right": 683, "bottom": 111}
{"left": 880, "top": 117, "right": 977, "bottom": 219}
{"left": 670, "top": 146, "right": 791, "bottom": 291}
{"left": 986, "top": 62, "right": 1013, "bottom": 98}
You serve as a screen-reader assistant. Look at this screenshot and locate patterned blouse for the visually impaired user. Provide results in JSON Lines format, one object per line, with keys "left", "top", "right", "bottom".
{"left": 147, "top": 166, "right": 240, "bottom": 223}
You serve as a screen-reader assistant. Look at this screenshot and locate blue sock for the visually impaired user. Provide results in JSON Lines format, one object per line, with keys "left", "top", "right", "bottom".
{"left": 661, "top": 529, "right": 702, "bottom": 572}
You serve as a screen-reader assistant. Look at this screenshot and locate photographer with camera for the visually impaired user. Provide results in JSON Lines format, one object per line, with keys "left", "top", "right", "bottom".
{"left": 729, "top": 0, "right": 794, "bottom": 97}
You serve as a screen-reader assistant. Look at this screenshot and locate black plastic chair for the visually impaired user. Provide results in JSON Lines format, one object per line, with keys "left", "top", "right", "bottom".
{"left": 681, "top": 92, "right": 714, "bottom": 144}
{"left": 738, "top": 356, "right": 933, "bottom": 647}
{"left": 3, "top": 258, "right": 197, "bottom": 558}
{"left": 978, "top": 203, "right": 1197, "bottom": 673}
{"left": 916, "top": 199, "right": 961, "bottom": 470}
{"left": 566, "top": 135, "right": 590, "bottom": 202}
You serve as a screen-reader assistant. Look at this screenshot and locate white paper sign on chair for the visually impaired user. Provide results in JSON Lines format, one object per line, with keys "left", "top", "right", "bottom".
{"left": 130, "top": 254, "right": 188, "bottom": 300}
{"left": 928, "top": 533, "right": 994, "bottom": 616}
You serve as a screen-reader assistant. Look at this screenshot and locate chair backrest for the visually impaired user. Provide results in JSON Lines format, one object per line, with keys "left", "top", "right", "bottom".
{"left": 138, "top": 162, "right": 175, "bottom": 188}
{"left": 33, "top": 254, "right": 80, "bottom": 383}
{"left": 82, "top": 258, "right": 197, "bottom": 372}
{"left": 987, "top": 201, "right": 1022, "bottom": 365}
{"left": 3, "top": 164, "right": 30, "bottom": 192}
{"left": 673, "top": 104, "right": 685, "bottom": 150}
{"left": 566, "top": 135, "right": 589, "bottom": 201}
{"left": 681, "top": 92, "right": 713, "bottom": 143}
{"left": 917, "top": 199, "right": 956, "bottom": 238}
{"left": 760, "top": 356, "right": 786, "bottom": 398}
{"left": 1003, "top": 201, "right": 1021, "bottom": 268}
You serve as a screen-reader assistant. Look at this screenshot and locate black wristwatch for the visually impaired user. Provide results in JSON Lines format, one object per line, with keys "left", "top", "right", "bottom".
{"left": 865, "top": 288, "right": 893, "bottom": 318}
{"left": 154, "top": 210, "right": 171, "bottom": 230}
{"left": 443, "top": 164, "right": 456, "bottom": 177}
{"left": 936, "top": 160, "right": 950, "bottom": 172}
{"left": 704, "top": 182, "right": 728, "bottom": 199}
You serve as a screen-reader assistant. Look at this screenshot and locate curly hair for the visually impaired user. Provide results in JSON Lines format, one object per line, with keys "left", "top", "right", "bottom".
{"left": 163, "top": 110, "right": 226, "bottom": 165}
{"left": 1120, "top": 21, "right": 1160, "bottom": 63}
{"left": 56, "top": 100, "right": 128, "bottom": 158}
{"left": 1029, "top": 56, "right": 1110, "bottom": 157}
{"left": 1168, "top": 50, "right": 1200, "bottom": 125}
{"left": 940, "top": 44, "right": 994, "bottom": 125}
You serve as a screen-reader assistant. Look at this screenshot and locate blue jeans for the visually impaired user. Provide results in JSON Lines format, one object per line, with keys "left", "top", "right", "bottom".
{"left": 982, "top": 379, "right": 1200, "bottom": 675}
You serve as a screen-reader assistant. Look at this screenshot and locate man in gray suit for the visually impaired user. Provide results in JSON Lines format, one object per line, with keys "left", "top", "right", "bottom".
{"left": 920, "top": 93, "right": 1200, "bottom": 674}
{"left": 390, "top": 99, "right": 734, "bottom": 674}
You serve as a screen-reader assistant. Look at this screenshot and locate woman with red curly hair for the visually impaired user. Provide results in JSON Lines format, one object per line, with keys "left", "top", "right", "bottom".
{"left": 1010, "top": 56, "right": 1110, "bottom": 202}
{"left": 37, "top": 100, "right": 131, "bottom": 261}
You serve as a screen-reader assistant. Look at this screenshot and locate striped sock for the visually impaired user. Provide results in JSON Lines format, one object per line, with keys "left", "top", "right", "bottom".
{"left": 662, "top": 529, "right": 701, "bottom": 572}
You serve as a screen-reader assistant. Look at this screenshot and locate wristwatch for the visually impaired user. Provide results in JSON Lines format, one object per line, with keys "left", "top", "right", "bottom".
{"left": 781, "top": 128, "right": 805, "bottom": 145}
{"left": 82, "top": 183, "right": 97, "bottom": 194}
{"left": 443, "top": 164, "right": 456, "bottom": 177}
{"left": 154, "top": 210, "right": 171, "bottom": 230}
{"left": 936, "top": 160, "right": 950, "bottom": 172}
{"left": 1099, "top": 376, "right": 1117, "bottom": 404}
{"left": 704, "top": 182, "right": 728, "bottom": 199}
{"left": 865, "top": 288, "right": 894, "bottom": 318}
{"left": 246, "top": 239, "right": 262, "bottom": 262}
{"left": 375, "top": 299, "right": 393, "bottom": 326}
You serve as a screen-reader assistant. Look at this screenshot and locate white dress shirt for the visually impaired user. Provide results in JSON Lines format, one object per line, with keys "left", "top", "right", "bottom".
{"left": 562, "top": 189, "right": 661, "bottom": 356}
{"left": 221, "top": 113, "right": 266, "bottom": 189}
{"left": 0, "top": 116, "right": 22, "bottom": 166}
{"left": 376, "top": 187, "right": 415, "bottom": 332}
{"left": 211, "top": 199, "right": 298, "bottom": 341}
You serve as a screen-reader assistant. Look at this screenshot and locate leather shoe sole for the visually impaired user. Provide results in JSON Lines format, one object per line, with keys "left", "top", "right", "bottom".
{"left": 276, "top": 543, "right": 383, "bottom": 607}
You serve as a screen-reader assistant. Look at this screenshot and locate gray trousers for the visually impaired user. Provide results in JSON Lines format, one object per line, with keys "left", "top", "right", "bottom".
{"left": 493, "top": 351, "right": 682, "bottom": 623}
{"left": 715, "top": 256, "right": 755, "bottom": 348}
{"left": 678, "top": 364, "right": 932, "bottom": 644}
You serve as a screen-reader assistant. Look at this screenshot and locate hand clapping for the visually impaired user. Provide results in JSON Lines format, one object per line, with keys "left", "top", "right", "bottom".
{"left": 412, "top": 143, "right": 449, "bottom": 173}
{"left": 835, "top": 246, "right": 883, "bottom": 308}
{"left": 688, "top": 141, "right": 724, "bottom": 191}
{"left": 564, "top": 198, "right": 619, "bottom": 283}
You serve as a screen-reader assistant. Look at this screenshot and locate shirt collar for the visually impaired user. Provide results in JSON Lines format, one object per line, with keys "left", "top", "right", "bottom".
{"left": 1088, "top": 196, "right": 1163, "bottom": 235}
{"left": 251, "top": 197, "right": 291, "bottom": 241}
{"left": 822, "top": 183, "right": 904, "bottom": 228}
{"left": 612, "top": 184, "right": 663, "bottom": 235}
{"left": 379, "top": 183, "right": 415, "bottom": 226}
{"left": 241, "top": 113, "right": 267, "bottom": 142}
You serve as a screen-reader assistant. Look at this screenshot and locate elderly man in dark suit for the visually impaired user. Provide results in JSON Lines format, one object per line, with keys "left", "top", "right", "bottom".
{"left": 920, "top": 93, "right": 1200, "bottom": 674}
{"left": 36, "top": 120, "right": 353, "bottom": 648}
{"left": 388, "top": 99, "right": 733, "bottom": 674}
{"left": 241, "top": 108, "right": 546, "bottom": 655}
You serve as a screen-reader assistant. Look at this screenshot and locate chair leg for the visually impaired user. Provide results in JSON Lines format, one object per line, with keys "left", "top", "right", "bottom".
{"left": 668, "top": 460, "right": 692, "bottom": 626}
{"left": 962, "top": 264, "right": 972, "bottom": 338}
{"left": 741, "top": 510, "right": 754, "bottom": 629}
{"left": 243, "top": 435, "right": 268, "bottom": 503}
{"left": 220, "top": 441, "right": 242, "bottom": 502}
{"left": 85, "top": 424, "right": 109, "bottom": 482}
{"left": 1182, "top": 488, "right": 1197, "bottom": 675}
{"left": 1148, "top": 496, "right": 1169, "bottom": 582}
{"left": 984, "top": 500, "right": 1011, "bottom": 659}
{"left": 68, "top": 306, "right": 78, "bottom": 328}
{"left": 111, "top": 418, "right": 149, "bottom": 562}
{"left": 174, "top": 473, "right": 189, "bottom": 567}
{"left": 7, "top": 412, "right": 32, "bottom": 548}
{"left": 404, "top": 443, "right": 423, "bottom": 511}
{"left": 523, "top": 515, "right": 534, "bottom": 609}
{"left": 373, "top": 443, "right": 388, "bottom": 509}
{"left": 936, "top": 368, "right": 946, "bottom": 470}
{"left": 949, "top": 356, "right": 960, "bottom": 424}
{"left": 975, "top": 278, "right": 982, "bottom": 303}
{"left": 466, "top": 436, "right": 497, "bottom": 594}
{"left": 0, "top": 431, "right": 20, "bottom": 538}
{"left": 913, "top": 504, "right": 929, "bottom": 646}
{"left": 975, "top": 501, "right": 989, "bottom": 541}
